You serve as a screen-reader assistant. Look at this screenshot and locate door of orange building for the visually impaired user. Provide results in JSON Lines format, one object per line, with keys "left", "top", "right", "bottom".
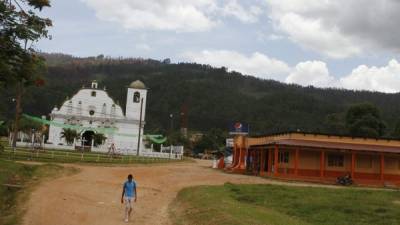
{"left": 263, "top": 150, "right": 269, "bottom": 173}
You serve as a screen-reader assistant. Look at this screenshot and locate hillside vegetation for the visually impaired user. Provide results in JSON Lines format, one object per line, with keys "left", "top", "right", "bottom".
{"left": 1, "top": 53, "right": 400, "bottom": 137}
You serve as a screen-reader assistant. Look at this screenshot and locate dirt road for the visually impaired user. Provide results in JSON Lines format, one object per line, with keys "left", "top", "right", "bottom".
{"left": 21, "top": 160, "right": 332, "bottom": 225}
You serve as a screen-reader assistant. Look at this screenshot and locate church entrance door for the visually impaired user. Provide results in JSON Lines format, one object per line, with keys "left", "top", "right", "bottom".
{"left": 81, "top": 130, "right": 95, "bottom": 151}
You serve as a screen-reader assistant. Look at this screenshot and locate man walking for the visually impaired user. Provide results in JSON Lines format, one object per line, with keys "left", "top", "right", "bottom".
{"left": 121, "top": 174, "right": 137, "bottom": 222}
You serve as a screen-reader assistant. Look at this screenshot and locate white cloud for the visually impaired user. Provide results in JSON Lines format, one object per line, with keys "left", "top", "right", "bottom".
{"left": 135, "top": 43, "right": 151, "bottom": 51}
{"left": 287, "top": 59, "right": 400, "bottom": 92}
{"left": 81, "top": 0, "right": 216, "bottom": 32}
{"left": 286, "top": 61, "right": 337, "bottom": 88}
{"left": 221, "top": 1, "right": 262, "bottom": 23}
{"left": 81, "top": 0, "right": 263, "bottom": 32}
{"left": 284, "top": 59, "right": 400, "bottom": 93}
{"left": 276, "top": 13, "right": 361, "bottom": 58}
{"left": 340, "top": 59, "right": 400, "bottom": 93}
{"left": 182, "top": 49, "right": 400, "bottom": 93}
{"left": 182, "top": 50, "right": 291, "bottom": 81}
{"left": 267, "top": 34, "right": 284, "bottom": 41}
{"left": 266, "top": 0, "right": 400, "bottom": 58}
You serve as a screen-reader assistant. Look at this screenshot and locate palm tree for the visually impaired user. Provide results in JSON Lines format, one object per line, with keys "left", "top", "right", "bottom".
{"left": 93, "top": 133, "right": 107, "bottom": 147}
{"left": 60, "top": 128, "right": 79, "bottom": 145}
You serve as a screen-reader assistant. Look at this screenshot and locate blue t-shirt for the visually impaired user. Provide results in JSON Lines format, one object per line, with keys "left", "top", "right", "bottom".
{"left": 123, "top": 180, "right": 136, "bottom": 198}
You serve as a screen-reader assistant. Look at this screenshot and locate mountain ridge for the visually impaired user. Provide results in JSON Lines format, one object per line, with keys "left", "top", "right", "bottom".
{"left": 1, "top": 53, "right": 399, "bottom": 137}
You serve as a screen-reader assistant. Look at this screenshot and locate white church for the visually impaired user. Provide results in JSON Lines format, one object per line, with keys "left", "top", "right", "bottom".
{"left": 47, "top": 80, "right": 147, "bottom": 154}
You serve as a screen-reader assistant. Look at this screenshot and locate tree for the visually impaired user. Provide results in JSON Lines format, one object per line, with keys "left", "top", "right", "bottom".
{"left": 345, "top": 103, "right": 386, "bottom": 138}
{"left": 0, "top": 120, "right": 5, "bottom": 136}
{"left": 166, "top": 130, "right": 189, "bottom": 146}
{"left": 0, "top": 120, "right": 4, "bottom": 152}
{"left": 323, "top": 113, "right": 346, "bottom": 135}
{"left": 391, "top": 119, "right": 400, "bottom": 139}
{"left": 18, "top": 117, "right": 41, "bottom": 133}
{"left": 193, "top": 128, "right": 227, "bottom": 154}
{"left": 60, "top": 129, "right": 78, "bottom": 145}
{"left": 0, "top": 0, "right": 52, "bottom": 147}
{"left": 93, "top": 133, "right": 107, "bottom": 147}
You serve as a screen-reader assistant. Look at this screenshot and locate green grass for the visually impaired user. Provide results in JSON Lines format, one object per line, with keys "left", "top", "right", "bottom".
{"left": 171, "top": 183, "right": 400, "bottom": 225}
{"left": 0, "top": 147, "right": 185, "bottom": 164}
{"left": 0, "top": 159, "right": 78, "bottom": 225}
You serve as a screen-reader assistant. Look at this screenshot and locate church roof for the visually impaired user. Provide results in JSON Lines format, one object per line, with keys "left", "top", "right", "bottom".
{"left": 129, "top": 80, "right": 146, "bottom": 89}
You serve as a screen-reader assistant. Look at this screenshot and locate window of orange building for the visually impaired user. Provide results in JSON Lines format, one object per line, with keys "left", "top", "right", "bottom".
{"left": 328, "top": 154, "right": 344, "bottom": 167}
{"left": 278, "top": 151, "right": 289, "bottom": 164}
{"left": 356, "top": 155, "right": 372, "bottom": 169}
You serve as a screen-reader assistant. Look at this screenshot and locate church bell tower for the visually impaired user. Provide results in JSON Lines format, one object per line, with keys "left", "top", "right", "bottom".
{"left": 126, "top": 80, "right": 147, "bottom": 121}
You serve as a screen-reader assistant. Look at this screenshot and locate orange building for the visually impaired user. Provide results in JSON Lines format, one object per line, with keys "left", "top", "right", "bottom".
{"left": 228, "top": 132, "right": 400, "bottom": 186}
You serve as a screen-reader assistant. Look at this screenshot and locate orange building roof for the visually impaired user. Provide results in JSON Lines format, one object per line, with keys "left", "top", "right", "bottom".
{"left": 270, "top": 139, "right": 400, "bottom": 154}
{"left": 244, "top": 132, "right": 400, "bottom": 154}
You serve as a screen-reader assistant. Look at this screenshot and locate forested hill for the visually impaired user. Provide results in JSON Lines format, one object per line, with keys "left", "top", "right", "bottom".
{"left": 1, "top": 53, "right": 400, "bottom": 137}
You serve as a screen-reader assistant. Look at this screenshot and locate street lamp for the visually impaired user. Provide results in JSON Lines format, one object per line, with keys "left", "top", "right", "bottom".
{"left": 169, "top": 113, "right": 174, "bottom": 132}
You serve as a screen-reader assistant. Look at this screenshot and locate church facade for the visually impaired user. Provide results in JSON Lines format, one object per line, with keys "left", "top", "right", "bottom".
{"left": 47, "top": 80, "right": 147, "bottom": 154}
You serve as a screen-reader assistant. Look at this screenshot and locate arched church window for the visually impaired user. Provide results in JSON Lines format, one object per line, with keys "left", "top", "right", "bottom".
{"left": 102, "top": 103, "right": 107, "bottom": 115}
{"left": 133, "top": 92, "right": 140, "bottom": 103}
{"left": 77, "top": 101, "right": 82, "bottom": 116}
{"left": 67, "top": 101, "right": 73, "bottom": 114}
{"left": 91, "top": 91, "right": 96, "bottom": 97}
{"left": 111, "top": 104, "right": 116, "bottom": 117}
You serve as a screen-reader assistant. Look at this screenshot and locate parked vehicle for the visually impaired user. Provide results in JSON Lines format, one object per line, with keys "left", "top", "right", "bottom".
{"left": 336, "top": 174, "right": 353, "bottom": 186}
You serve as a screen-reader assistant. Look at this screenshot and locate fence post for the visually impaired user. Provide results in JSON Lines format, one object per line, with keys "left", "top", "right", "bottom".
{"left": 81, "top": 152, "right": 83, "bottom": 161}
{"left": 31, "top": 133, "right": 34, "bottom": 151}
{"left": 42, "top": 135, "right": 45, "bottom": 150}
{"left": 181, "top": 146, "right": 184, "bottom": 160}
{"left": 169, "top": 145, "right": 172, "bottom": 159}
{"left": 9, "top": 132, "right": 12, "bottom": 146}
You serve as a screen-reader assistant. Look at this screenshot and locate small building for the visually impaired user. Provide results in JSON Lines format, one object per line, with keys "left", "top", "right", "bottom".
{"left": 229, "top": 132, "right": 400, "bottom": 187}
{"left": 47, "top": 80, "right": 147, "bottom": 153}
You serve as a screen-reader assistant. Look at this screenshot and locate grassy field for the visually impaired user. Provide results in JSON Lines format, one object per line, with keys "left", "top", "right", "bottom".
{"left": 0, "top": 147, "right": 183, "bottom": 164}
{"left": 0, "top": 159, "right": 78, "bottom": 225}
{"left": 171, "top": 183, "right": 400, "bottom": 225}
{"left": 0, "top": 137, "right": 186, "bottom": 164}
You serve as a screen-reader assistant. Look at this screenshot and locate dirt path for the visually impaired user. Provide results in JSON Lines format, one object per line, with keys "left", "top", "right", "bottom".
{"left": 20, "top": 160, "right": 353, "bottom": 225}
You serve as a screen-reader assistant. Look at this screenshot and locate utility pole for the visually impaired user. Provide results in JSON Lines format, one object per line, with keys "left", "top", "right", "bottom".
{"left": 180, "top": 103, "right": 188, "bottom": 138}
{"left": 136, "top": 98, "right": 144, "bottom": 156}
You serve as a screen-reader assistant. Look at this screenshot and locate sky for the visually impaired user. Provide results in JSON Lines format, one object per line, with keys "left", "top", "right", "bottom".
{"left": 36, "top": 0, "right": 400, "bottom": 93}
